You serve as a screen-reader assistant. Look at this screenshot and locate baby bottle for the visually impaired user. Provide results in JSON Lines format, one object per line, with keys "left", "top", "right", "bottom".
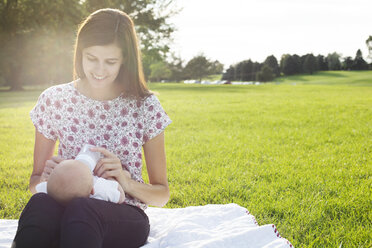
{"left": 75, "top": 144, "right": 101, "bottom": 171}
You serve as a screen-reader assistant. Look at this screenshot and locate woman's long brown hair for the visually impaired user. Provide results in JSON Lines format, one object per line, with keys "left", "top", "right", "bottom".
{"left": 73, "top": 8, "right": 150, "bottom": 99}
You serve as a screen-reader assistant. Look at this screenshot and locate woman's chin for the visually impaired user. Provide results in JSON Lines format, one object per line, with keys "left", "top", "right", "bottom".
{"left": 87, "top": 77, "right": 112, "bottom": 88}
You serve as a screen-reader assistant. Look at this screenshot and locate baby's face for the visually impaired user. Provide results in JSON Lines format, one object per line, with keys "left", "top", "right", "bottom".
{"left": 47, "top": 160, "right": 94, "bottom": 205}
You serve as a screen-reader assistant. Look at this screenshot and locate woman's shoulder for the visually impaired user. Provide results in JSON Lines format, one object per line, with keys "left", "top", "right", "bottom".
{"left": 39, "top": 82, "right": 74, "bottom": 99}
{"left": 141, "top": 93, "right": 170, "bottom": 118}
{"left": 142, "top": 93, "right": 159, "bottom": 105}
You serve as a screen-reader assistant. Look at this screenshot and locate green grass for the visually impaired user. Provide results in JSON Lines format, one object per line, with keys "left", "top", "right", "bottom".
{"left": 1, "top": 71, "right": 371, "bottom": 247}
{"left": 275, "top": 70, "right": 372, "bottom": 86}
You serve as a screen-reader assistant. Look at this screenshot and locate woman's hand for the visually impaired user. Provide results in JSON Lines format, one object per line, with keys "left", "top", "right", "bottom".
{"left": 91, "top": 147, "right": 131, "bottom": 191}
{"left": 40, "top": 156, "right": 64, "bottom": 182}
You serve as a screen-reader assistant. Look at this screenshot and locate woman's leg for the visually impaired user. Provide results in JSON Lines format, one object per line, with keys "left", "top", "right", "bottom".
{"left": 60, "top": 198, "right": 150, "bottom": 248}
{"left": 12, "top": 193, "right": 64, "bottom": 248}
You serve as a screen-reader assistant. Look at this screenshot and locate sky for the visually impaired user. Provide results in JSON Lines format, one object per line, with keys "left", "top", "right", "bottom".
{"left": 168, "top": 0, "right": 372, "bottom": 68}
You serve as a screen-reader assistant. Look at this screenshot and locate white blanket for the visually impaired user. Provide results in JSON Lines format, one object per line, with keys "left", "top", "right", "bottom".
{"left": 0, "top": 203, "right": 293, "bottom": 248}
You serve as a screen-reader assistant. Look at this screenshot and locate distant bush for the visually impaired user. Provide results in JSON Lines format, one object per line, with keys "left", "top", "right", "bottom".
{"left": 256, "top": 65, "right": 275, "bottom": 82}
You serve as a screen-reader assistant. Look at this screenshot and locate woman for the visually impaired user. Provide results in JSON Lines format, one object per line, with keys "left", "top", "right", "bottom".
{"left": 12, "top": 8, "right": 171, "bottom": 248}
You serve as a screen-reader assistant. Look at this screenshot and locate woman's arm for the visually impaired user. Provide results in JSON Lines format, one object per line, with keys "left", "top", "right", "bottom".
{"left": 29, "top": 130, "right": 58, "bottom": 194}
{"left": 126, "top": 131, "right": 170, "bottom": 207}
{"left": 93, "top": 132, "right": 170, "bottom": 207}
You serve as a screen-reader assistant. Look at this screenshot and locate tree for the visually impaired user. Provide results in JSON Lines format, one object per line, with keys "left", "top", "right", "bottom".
{"left": 292, "top": 54, "right": 302, "bottom": 74}
{"left": 252, "top": 62, "right": 262, "bottom": 80}
{"left": 264, "top": 55, "right": 280, "bottom": 76}
{"left": 256, "top": 64, "right": 275, "bottom": 82}
{"left": 327, "top": 52, "right": 341, "bottom": 70}
{"left": 222, "top": 66, "right": 235, "bottom": 81}
{"left": 366, "top": 36, "right": 372, "bottom": 60}
{"left": 240, "top": 60, "right": 253, "bottom": 81}
{"left": 167, "top": 54, "right": 185, "bottom": 82}
{"left": 316, "top": 55, "right": 328, "bottom": 71}
{"left": 303, "top": 54, "right": 317, "bottom": 74}
{"left": 280, "top": 54, "right": 296, "bottom": 75}
{"left": 0, "top": 0, "right": 83, "bottom": 90}
{"left": 149, "top": 61, "right": 171, "bottom": 82}
{"left": 141, "top": 48, "right": 163, "bottom": 80}
{"left": 233, "top": 59, "right": 261, "bottom": 81}
{"left": 234, "top": 61, "right": 244, "bottom": 81}
{"left": 351, "top": 49, "right": 368, "bottom": 70}
{"left": 209, "top": 60, "right": 224, "bottom": 75}
{"left": 184, "top": 55, "right": 212, "bottom": 81}
{"left": 342, "top": 57, "right": 353, "bottom": 70}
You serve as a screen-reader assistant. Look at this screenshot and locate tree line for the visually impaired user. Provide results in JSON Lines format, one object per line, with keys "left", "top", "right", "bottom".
{"left": 148, "top": 54, "right": 224, "bottom": 82}
{"left": 222, "top": 46, "right": 372, "bottom": 83}
{"left": 149, "top": 37, "right": 372, "bottom": 83}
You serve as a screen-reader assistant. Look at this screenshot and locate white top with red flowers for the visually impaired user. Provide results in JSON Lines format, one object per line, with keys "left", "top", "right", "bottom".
{"left": 30, "top": 81, "right": 172, "bottom": 210}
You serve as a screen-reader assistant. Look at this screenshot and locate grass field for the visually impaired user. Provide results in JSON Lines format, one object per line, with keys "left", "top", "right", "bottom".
{"left": 0, "top": 71, "right": 371, "bottom": 247}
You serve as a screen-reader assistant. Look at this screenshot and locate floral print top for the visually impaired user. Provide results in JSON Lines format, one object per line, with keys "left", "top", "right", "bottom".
{"left": 30, "top": 81, "right": 172, "bottom": 210}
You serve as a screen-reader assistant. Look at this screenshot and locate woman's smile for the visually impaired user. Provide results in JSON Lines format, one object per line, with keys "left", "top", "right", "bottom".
{"left": 92, "top": 73, "right": 107, "bottom": 80}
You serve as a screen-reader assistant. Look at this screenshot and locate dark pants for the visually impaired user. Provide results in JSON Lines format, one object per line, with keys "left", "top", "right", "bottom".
{"left": 12, "top": 193, "right": 150, "bottom": 248}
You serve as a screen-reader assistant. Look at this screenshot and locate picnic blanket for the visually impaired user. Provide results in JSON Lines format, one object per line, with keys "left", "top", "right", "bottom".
{"left": 0, "top": 203, "right": 293, "bottom": 248}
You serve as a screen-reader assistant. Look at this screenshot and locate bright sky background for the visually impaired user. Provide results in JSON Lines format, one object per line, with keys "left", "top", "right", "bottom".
{"left": 169, "top": 0, "right": 372, "bottom": 68}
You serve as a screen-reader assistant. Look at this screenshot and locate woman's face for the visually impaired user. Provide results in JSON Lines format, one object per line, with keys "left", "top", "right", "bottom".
{"left": 82, "top": 43, "right": 123, "bottom": 89}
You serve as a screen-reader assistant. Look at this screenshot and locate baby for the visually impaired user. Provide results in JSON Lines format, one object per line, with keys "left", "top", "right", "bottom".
{"left": 36, "top": 145, "right": 125, "bottom": 205}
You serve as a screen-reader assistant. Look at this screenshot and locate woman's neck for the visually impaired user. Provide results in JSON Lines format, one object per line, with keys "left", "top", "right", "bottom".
{"left": 76, "top": 78, "right": 124, "bottom": 101}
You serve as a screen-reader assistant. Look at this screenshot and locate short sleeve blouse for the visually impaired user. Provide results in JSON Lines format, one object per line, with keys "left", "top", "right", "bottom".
{"left": 30, "top": 82, "right": 172, "bottom": 210}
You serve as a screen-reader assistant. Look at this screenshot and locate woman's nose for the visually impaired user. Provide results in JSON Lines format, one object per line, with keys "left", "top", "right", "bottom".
{"left": 94, "top": 62, "right": 106, "bottom": 75}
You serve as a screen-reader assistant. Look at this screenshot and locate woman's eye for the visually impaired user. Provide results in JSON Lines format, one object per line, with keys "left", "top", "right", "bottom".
{"left": 86, "top": 56, "right": 116, "bottom": 65}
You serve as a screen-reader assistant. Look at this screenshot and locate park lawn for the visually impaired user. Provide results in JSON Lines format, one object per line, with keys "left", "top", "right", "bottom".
{"left": 275, "top": 70, "right": 372, "bottom": 86}
{"left": 0, "top": 71, "right": 371, "bottom": 247}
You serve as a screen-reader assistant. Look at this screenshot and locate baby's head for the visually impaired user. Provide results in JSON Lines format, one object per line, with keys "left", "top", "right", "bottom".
{"left": 47, "top": 159, "right": 93, "bottom": 205}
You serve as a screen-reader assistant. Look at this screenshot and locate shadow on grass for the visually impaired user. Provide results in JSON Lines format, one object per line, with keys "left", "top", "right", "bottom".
{"left": 0, "top": 87, "right": 11, "bottom": 92}
{"left": 276, "top": 71, "right": 348, "bottom": 83}
{"left": 314, "top": 71, "right": 347, "bottom": 78}
{"left": 0, "top": 89, "right": 42, "bottom": 109}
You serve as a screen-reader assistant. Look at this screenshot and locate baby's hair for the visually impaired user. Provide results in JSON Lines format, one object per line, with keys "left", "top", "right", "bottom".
{"left": 47, "top": 160, "right": 93, "bottom": 205}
